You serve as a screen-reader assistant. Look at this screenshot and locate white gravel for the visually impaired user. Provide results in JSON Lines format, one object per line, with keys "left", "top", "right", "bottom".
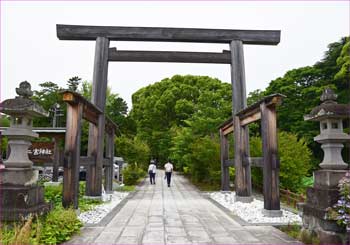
{"left": 209, "top": 192, "right": 302, "bottom": 225}
{"left": 78, "top": 191, "right": 129, "bottom": 224}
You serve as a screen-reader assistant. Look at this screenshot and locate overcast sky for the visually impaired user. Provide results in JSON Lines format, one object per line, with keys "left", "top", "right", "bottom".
{"left": 1, "top": 1, "right": 349, "bottom": 110}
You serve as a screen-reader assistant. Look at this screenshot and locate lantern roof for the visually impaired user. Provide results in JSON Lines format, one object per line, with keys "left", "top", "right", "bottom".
{"left": 304, "top": 88, "right": 350, "bottom": 121}
{"left": 0, "top": 81, "right": 48, "bottom": 117}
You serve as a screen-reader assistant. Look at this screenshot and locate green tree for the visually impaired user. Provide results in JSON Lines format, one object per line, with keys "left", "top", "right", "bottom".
{"left": 131, "top": 75, "right": 232, "bottom": 163}
{"left": 79, "top": 81, "right": 132, "bottom": 136}
{"left": 115, "top": 135, "right": 150, "bottom": 170}
{"left": 189, "top": 135, "right": 221, "bottom": 184}
{"left": 66, "top": 76, "right": 82, "bottom": 92}
{"left": 261, "top": 37, "right": 350, "bottom": 168}
{"left": 334, "top": 37, "right": 350, "bottom": 81}
{"left": 32, "top": 82, "right": 65, "bottom": 127}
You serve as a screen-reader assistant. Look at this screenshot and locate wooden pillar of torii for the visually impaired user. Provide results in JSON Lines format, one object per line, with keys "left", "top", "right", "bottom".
{"left": 61, "top": 91, "right": 117, "bottom": 208}
{"left": 56, "top": 24, "right": 280, "bottom": 199}
{"left": 86, "top": 37, "right": 109, "bottom": 196}
{"left": 219, "top": 94, "right": 284, "bottom": 216}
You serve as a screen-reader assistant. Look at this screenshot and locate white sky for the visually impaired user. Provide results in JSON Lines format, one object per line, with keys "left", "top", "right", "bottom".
{"left": 1, "top": 1, "right": 349, "bottom": 110}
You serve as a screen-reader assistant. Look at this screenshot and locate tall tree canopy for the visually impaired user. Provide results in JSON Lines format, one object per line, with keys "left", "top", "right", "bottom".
{"left": 130, "top": 75, "right": 232, "bottom": 163}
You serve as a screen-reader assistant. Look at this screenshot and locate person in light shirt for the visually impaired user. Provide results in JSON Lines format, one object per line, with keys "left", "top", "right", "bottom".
{"left": 148, "top": 160, "right": 157, "bottom": 185}
{"left": 164, "top": 160, "right": 173, "bottom": 187}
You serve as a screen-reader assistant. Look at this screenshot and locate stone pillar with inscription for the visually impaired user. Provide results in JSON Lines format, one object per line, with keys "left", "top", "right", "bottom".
{"left": 0, "top": 81, "right": 51, "bottom": 221}
{"left": 300, "top": 88, "right": 350, "bottom": 244}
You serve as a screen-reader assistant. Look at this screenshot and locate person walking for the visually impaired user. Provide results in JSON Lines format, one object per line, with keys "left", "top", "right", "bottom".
{"left": 148, "top": 160, "right": 157, "bottom": 185}
{"left": 164, "top": 160, "right": 173, "bottom": 187}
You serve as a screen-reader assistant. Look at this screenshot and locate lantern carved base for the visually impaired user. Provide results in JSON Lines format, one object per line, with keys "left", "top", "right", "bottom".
{"left": 299, "top": 170, "right": 349, "bottom": 245}
{"left": 0, "top": 168, "right": 38, "bottom": 186}
{"left": 0, "top": 184, "right": 51, "bottom": 221}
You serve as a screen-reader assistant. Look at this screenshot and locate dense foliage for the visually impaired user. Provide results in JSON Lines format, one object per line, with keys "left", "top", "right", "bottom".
{"left": 0, "top": 207, "right": 82, "bottom": 245}
{"left": 250, "top": 132, "right": 312, "bottom": 192}
{"left": 122, "top": 163, "right": 146, "bottom": 185}
{"left": 115, "top": 135, "right": 150, "bottom": 170}
{"left": 249, "top": 37, "right": 350, "bottom": 170}
{"left": 123, "top": 37, "right": 349, "bottom": 190}
{"left": 44, "top": 182, "right": 102, "bottom": 211}
{"left": 130, "top": 75, "right": 232, "bottom": 164}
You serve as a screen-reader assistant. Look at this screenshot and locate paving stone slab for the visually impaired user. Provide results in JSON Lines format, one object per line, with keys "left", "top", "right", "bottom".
{"left": 166, "top": 235, "right": 192, "bottom": 244}
{"left": 94, "top": 231, "right": 118, "bottom": 244}
{"left": 121, "top": 226, "right": 144, "bottom": 237}
{"left": 116, "top": 236, "right": 139, "bottom": 244}
{"left": 67, "top": 172, "right": 299, "bottom": 245}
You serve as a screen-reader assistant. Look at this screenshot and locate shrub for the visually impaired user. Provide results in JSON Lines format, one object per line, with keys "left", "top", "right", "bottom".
{"left": 44, "top": 182, "right": 102, "bottom": 211}
{"left": 39, "top": 207, "right": 82, "bottom": 244}
{"left": 279, "top": 132, "right": 312, "bottom": 192}
{"left": 115, "top": 136, "right": 150, "bottom": 170}
{"left": 189, "top": 136, "right": 220, "bottom": 184}
{"left": 250, "top": 131, "right": 312, "bottom": 193}
{"left": 78, "top": 182, "right": 103, "bottom": 211}
{"left": 0, "top": 207, "right": 82, "bottom": 245}
{"left": 123, "top": 163, "right": 145, "bottom": 185}
{"left": 44, "top": 185, "right": 62, "bottom": 207}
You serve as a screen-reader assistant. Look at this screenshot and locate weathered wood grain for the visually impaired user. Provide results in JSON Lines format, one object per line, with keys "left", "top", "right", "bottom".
{"left": 249, "top": 157, "right": 263, "bottom": 167}
{"left": 62, "top": 90, "right": 102, "bottom": 125}
{"left": 80, "top": 156, "right": 110, "bottom": 166}
{"left": 241, "top": 125, "right": 252, "bottom": 196}
{"left": 62, "top": 90, "right": 117, "bottom": 132}
{"left": 57, "top": 24, "right": 281, "bottom": 45}
{"left": 224, "top": 159, "right": 234, "bottom": 167}
{"left": 261, "top": 102, "right": 280, "bottom": 211}
{"left": 104, "top": 130, "right": 115, "bottom": 193}
{"left": 220, "top": 130, "right": 230, "bottom": 191}
{"left": 240, "top": 111, "right": 261, "bottom": 126}
{"left": 234, "top": 116, "right": 246, "bottom": 196}
{"left": 224, "top": 157, "right": 262, "bottom": 167}
{"left": 223, "top": 124, "right": 234, "bottom": 136}
{"left": 108, "top": 48, "right": 231, "bottom": 64}
{"left": 230, "top": 40, "right": 247, "bottom": 114}
{"left": 231, "top": 40, "right": 252, "bottom": 200}
{"left": 52, "top": 137, "right": 60, "bottom": 182}
{"left": 86, "top": 37, "right": 109, "bottom": 197}
{"left": 63, "top": 103, "right": 83, "bottom": 209}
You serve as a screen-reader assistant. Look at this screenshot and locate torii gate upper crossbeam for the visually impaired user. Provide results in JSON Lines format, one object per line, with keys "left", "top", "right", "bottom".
{"left": 56, "top": 24, "right": 280, "bottom": 45}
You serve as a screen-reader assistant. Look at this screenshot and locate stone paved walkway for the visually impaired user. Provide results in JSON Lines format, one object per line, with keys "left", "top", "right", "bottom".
{"left": 68, "top": 172, "right": 299, "bottom": 244}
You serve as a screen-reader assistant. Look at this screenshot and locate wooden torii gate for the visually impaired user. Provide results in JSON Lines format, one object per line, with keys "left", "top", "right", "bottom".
{"left": 219, "top": 94, "right": 284, "bottom": 216}
{"left": 56, "top": 24, "right": 281, "bottom": 200}
{"left": 62, "top": 91, "right": 117, "bottom": 208}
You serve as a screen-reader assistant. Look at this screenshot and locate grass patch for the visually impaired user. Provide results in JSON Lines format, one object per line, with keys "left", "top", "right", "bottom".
{"left": 191, "top": 180, "right": 221, "bottom": 191}
{"left": 114, "top": 185, "right": 135, "bottom": 192}
{"left": 278, "top": 224, "right": 320, "bottom": 244}
{"left": 78, "top": 198, "right": 103, "bottom": 212}
{"left": 278, "top": 223, "right": 301, "bottom": 240}
{"left": 44, "top": 182, "right": 103, "bottom": 212}
{"left": 0, "top": 207, "right": 82, "bottom": 245}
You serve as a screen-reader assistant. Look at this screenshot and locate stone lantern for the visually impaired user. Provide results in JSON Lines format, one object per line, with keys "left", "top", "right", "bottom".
{"left": 300, "top": 88, "right": 350, "bottom": 244}
{"left": 304, "top": 88, "right": 350, "bottom": 170}
{"left": 0, "top": 81, "right": 51, "bottom": 221}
